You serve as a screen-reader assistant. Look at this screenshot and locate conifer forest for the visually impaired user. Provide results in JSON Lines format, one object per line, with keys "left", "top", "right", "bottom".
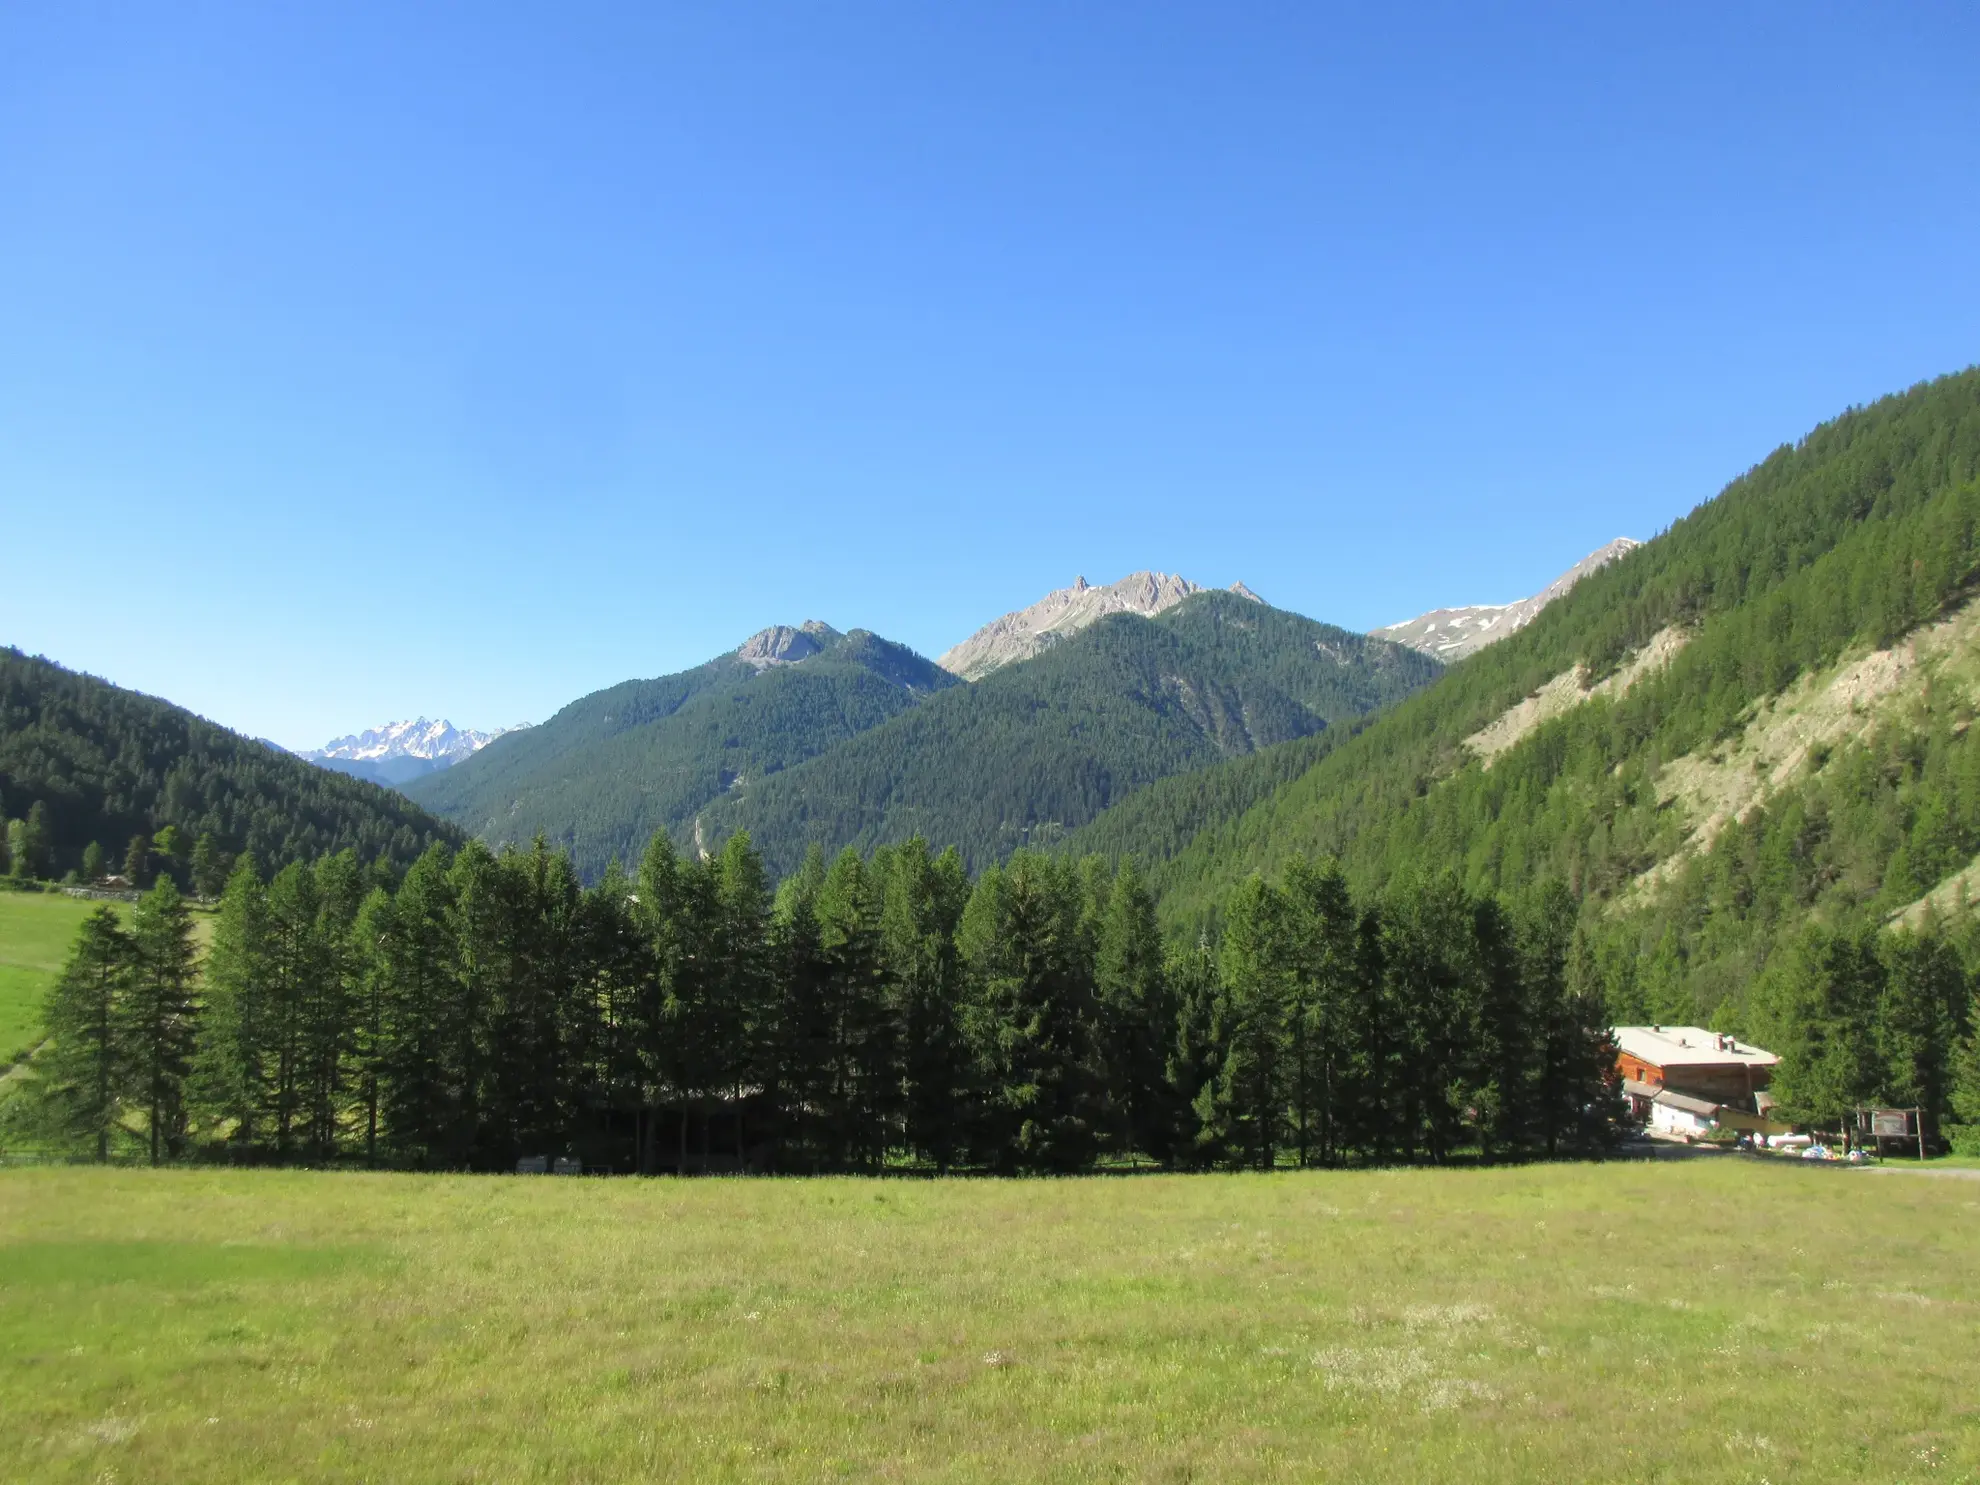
{"left": 13, "top": 830, "right": 1633, "bottom": 1174}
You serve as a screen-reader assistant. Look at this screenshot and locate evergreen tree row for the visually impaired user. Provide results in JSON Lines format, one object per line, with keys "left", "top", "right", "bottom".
{"left": 10, "top": 835, "right": 1627, "bottom": 1171}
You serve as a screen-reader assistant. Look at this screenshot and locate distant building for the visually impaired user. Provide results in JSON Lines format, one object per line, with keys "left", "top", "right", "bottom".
{"left": 1613, "top": 1026, "right": 1781, "bottom": 1135}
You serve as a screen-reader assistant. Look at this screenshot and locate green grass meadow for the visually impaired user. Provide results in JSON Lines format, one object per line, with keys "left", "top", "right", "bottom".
{"left": 2, "top": 1161, "right": 1976, "bottom": 1483}
{"left": 0, "top": 891, "right": 107, "bottom": 1068}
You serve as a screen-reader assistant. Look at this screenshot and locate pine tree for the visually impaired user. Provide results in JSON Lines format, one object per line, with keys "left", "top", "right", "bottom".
{"left": 378, "top": 843, "right": 467, "bottom": 1167}
{"left": 124, "top": 879, "right": 200, "bottom": 1164}
{"left": 961, "top": 853, "right": 1100, "bottom": 1173}
{"left": 1758, "top": 927, "right": 1887, "bottom": 1131}
{"left": 350, "top": 886, "right": 394, "bottom": 1164}
{"left": 300, "top": 851, "right": 364, "bottom": 1159}
{"left": 1468, "top": 895, "right": 1532, "bottom": 1162}
{"left": 880, "top": 839, "right": 971, "bottom": 1171}
{"left": 1278, "top": 858, "right": 1358, "bottom": 1167}
{"left": 81, "top": 840, "right": 106, "bottom": 883}
{"left": 1092, "top": 860, "right": 1173, "bottom": 1164}
{"left": 769, "top": 844, "right": 833, "bottom": 1170}
{"left": 189, "top": 855, "right": 273, "bottom": 1155}
{"left": 1165, "top": 934, "right": 1223, "bottom": 1167}
{"left": 123, "top": 833, "right": 150, "bottom": 887}
{"left": 19, "top": 801, "right": 51, "bottom": 880}
{"left": 1877, "top": 931, "right": 1970, "bottom": 1134}
{"left": 191, "top": 833, "right": 226, "bottom": 898}
{"left": 1202, "top": 875, "right": 1289, "bottom": 1169}
{"left": 713, "top": 831, "right": 774, "bottom": 1170}
{"left": 263, "top": 861, "right": 324, "bottom": 1156}
{"left": 25, "top": 907, "right": 131, "bottom": 1160}
{"left": 814, "top": 848, "right": 896, "bottom": 1169}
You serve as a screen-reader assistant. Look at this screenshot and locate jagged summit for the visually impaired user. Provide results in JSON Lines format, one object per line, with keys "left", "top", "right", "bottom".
{"left": 306, "top": 717, "right": 522, "bottom": 765}
{"left": 303, "top": 717, "right": 528, "bottom": 788}
{"left": 1372, "top": 538, "right": 1641, "bottom": 662}
{"left": 938, "top": 571, "right": 1260, "bottom": 681}
{"left": 735, "top": 620, "right": 844, "bottom": 670}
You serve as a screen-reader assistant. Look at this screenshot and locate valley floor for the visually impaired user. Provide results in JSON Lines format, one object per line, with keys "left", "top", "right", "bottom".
{"left": 3, "top": 1162, "right": 1976, "bottom": 1482}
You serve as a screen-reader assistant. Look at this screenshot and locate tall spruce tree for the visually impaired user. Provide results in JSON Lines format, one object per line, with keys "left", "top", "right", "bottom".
{"left": 1278, "top": 858, "right": 1358, "bottom": 1167}
{"left": 1093, "top": 860, "right": 1173, "bottom": 1164}
{"left": 1877, "top": 931, "right": 1970, "bottom": 1133}
{"left": 379, "top": 843, "right": 468, "bottom": 1167}
{"left": 880, "top": 838, "right": 972, "bottom": 1171}
{"left": 124, "top": 879, "right": 200, "bottom": 1164}
{"left": 1200, "top": 875, "right": 1289, "bottom": 1169}
{"left": 1758, "top": 927, "right": 1887, "bottom": 1130}
{"left": 25, "top": 906, "right": 131, "bottom": 1160}
{"left": 190, "top": 855, "right": 273, "bottom": 1156}
{"left": 813, "top": 847, "right": 897, "bottom": 1169}
{"left": 961, "top": 853, "right": 1100, "bottom": 1173}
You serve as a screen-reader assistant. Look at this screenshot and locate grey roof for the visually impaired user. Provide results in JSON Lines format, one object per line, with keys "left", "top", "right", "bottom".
{"left": 1653, "top": 1089, "right": 1720, "bottom": 1118}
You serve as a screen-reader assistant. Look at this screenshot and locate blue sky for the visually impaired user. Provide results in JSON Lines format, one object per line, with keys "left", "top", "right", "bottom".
{"left": 3, "top": 4, "right": 1977, "bottom": 749}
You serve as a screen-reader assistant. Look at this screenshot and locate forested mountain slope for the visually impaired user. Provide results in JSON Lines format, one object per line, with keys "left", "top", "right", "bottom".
{"left": 699, "top": 592, "right": 1438, "bottom": 874}
{"left": 1084, "top": 368, "right": 1980, "bottom": 1030}
{"left": 407, "top": 623, "right": 960, "bottom": 880}
{"left": 0, "top": 649, "right": 459, "bottom": 876}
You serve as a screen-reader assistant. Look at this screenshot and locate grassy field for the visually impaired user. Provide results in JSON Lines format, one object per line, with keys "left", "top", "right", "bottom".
{"left": 0, "top": 890, "right": 217, "bottom": 1074}
{"left": 0, "top": 891, "right": 108, "bottom": 1067}
{"left": 2, "top": 1161, "right": 1975, "bottom": 1483}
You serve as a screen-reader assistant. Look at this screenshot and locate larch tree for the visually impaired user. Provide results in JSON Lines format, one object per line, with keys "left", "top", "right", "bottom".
{"left": 27, "top": 906, "right": 132, "bottom": 1160}
{"left": 124, "top": 879, "right": 201, "bottom": 1165}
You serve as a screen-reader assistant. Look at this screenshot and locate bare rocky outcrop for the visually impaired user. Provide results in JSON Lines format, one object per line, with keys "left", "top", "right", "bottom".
{"left": 1625, "top": 595, "right": 1980, "bottom": 905}
{"left": 736, "top": 620, "right": 842, "bottom": 671}
{"left": 1464, "top": 626, "right": 1687, "bottom": 766}
{"left": 1374, "top": 538, "right": 1641, "bottom": 662}
{"left": 938, "top": 572, "right": 1262, "bottom": 681}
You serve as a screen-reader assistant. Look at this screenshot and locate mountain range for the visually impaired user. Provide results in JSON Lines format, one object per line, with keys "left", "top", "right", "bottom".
{"left": 16, "top": 361, "right": 1980, "bottom": 1038}
{"left": 302, "top": 717, "right": 528, "bottom": 786}
{"left": 404, "top": 587, "right": 1437, "bottom": 879}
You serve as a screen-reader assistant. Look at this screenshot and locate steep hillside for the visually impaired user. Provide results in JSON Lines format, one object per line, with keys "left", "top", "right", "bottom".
{"left": 0, "top": 648, "right": 460, "bottom": 876}
{"left": 1371, "top": 538, "right": 1641, "bottom": 661}
{"left": 938, "top": 570, "right": 1260, "bottom": 680}
{"left": 700, "top": 592, "right": 1438, "bottom": 873}
{"left": 1076, "top": 368, "right": 1980, "bottom": 1028}
{"left": 407, "top": 623, "right": 959, "bottom": 879}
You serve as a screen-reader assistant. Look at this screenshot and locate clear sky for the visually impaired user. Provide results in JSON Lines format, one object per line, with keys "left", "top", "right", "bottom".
{"left": 3, "top": 4, "right": 1977, "bottom": 749}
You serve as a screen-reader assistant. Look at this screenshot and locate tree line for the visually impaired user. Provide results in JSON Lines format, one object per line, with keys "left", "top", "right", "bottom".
{"left": 2, "top": 802, "right": 237, "bottom": 898}
{"left": 8, "top": 832, "right": 1627, "bottom": 1172}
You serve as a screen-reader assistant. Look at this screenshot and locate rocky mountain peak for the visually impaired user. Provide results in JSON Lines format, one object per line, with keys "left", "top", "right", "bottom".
{"left": 737, "top": 622, "right": 844, "bottom": 671}
{"left": 1371, "top": 538, "right": 1641, "bottom": 662}
{"left": 306, "top": 717, "right": 522, "bottom": 765}
{"left": 937, "top": 570, "right": 1216, "bottom": 681}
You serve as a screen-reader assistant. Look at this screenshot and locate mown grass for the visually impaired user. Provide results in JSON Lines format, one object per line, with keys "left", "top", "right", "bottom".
{"left": 2, "top": 1160, "right": 1976, "bottom": 1482}
{"left": 0, "top": 891, "right": 106, "bottom": 1067}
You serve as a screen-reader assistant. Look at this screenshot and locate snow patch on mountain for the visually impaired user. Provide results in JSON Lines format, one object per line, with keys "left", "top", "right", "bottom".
{"left": 302, "top": 718, "right": 530, "bottom": 787}
{"left": 1371, "top": 539, "right": 1641, "bottom": 663}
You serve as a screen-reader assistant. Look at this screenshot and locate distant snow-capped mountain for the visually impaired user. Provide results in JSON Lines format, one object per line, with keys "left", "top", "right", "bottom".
{"left": 1371, "top": 538, "right": 1641, "bottom": 663}
{"left": 302, "top": 718, "right": 529, "bottom": 787}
